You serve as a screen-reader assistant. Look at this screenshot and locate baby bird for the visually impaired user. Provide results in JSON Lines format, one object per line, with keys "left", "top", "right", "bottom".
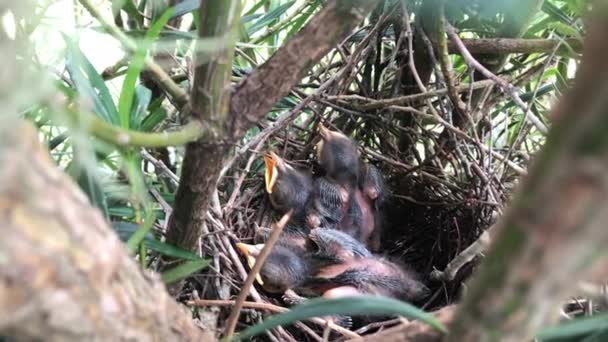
{"left": 309, "top": 124, "right": 378, "bottom": 247}
{"left": 237, "top": 228, "right": 429, "bottom": 328}
{"left": 301, "top": 228, "right": 430, "bottom": 303}
{"left": 263, "top": 151, "right": 313, "bottom": 227}
{"left": 307, "top": 125, "right": 361, "bottom": 231}
{"left": 238, "top": 228, "right": 429, "bottom": 303}
{"left": 236, "top": 242, "right": 309, "bottom": 294}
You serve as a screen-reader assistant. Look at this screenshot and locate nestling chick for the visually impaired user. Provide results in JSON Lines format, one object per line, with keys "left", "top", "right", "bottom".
{"left": 357, "top": 163, "right": 388, "bottom": 251}
{"left": 264, "top": 151, "right": 313, "bottom": 226}
{"left": 236, "top": 242, "right": 310, "bottom": 294}
{"left": 301, "top": 228, "right": 430, "bottom": 303}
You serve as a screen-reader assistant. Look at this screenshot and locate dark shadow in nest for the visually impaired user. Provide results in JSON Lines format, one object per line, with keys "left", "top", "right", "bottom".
{"left": 236, "top": 149, "right": 495, "bottom": 337}
{"left": 381, "top": 172, "right": 494, "bottom": 310}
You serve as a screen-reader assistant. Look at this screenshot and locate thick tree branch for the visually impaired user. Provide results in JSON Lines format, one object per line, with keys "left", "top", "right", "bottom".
{"left": 164, "top": 0, "right": 240, "bottom": 276}
{"left": 0, "top": 121, "right": 208, "bottom": 341}
{"left": 450, "top": 38, "right": 582, "bottom": 55}
{"left": 448, "top": 6, "right": 608, "bottom": 341}
{"left": 228, "top": 0, "right": 381, "bottom": 139}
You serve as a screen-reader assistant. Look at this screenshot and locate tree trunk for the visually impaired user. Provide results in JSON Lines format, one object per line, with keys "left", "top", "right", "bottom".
{"left": 165, "top": 0, "right": 380, "bottom": 286}
{"left": 448, "top": 4, "right": 608, "bottom": 341}
{"left": 0, "top": 120, "right": 209, "bottom": 341}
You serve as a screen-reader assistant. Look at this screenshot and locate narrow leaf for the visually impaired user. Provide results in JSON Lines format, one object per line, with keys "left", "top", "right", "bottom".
{"left": 536, "top": 313, "right": 608, "bottom": 341}
{"left": 64, "top": 35, "right": 119, "bottom": 124}
{"left": 170, "top": 0, "right": 199, "bottom": 19}
{"left": 235, "top": 296, "right": 446, "bottom": 340}
{"left": 117, "top": 8, "right": 172, "bottom": 129}
{"left": 161, "top": 259, "right": 210, "bottom": 284}
{"left": 247, "top": 1, "right": 295, "bottom": 35}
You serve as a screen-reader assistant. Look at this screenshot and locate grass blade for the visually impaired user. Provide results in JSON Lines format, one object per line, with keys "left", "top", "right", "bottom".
{"left": 64, "top": 35, "right": 119, "bottom": 124}
{"left": 247, "top": 1, "right": 295, "bottom": 35}
{"left": 235, "top": 296, "right": 447, "bottom": 340}
{"left": 161, "top": 259, "right": 210, "bottom": 284}
{"left": 536, "top": 313, "right": 608, "bottom": 341}
{"left": 117, "top": 8, "right": 173, "bottom": 129}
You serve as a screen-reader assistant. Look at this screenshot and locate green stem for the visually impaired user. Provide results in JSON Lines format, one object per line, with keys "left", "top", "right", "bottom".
{"left": 63, "top": 104, "right": 205, "bottom": 148}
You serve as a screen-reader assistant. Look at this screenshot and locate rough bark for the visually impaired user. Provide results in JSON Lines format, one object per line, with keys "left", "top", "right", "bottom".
{"left": 0, "top": 120, "right": 209, "bottom": 341}
{"left": 164, "top": 0, "right": 239, "bottom": 263}
{"left": 448, "top": 5, "right": 608, "bottom": 341}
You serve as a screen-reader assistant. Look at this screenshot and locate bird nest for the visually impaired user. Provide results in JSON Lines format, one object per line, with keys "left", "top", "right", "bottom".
{"left": 181, "top": 15, "right": 534, "bottom": 340}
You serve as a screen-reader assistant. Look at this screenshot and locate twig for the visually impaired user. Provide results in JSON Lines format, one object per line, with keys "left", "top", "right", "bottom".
{"left": 189, "top": 299, "right": 361, "bottom": 339}
{"left": 57, "top": 99, "right": 205, "bottom": 148}
{"left": 141, "top": 149, "right": 179, "bottom": 186}
{"left": 325, "top": 80, "right": 495, "bottom": 110}
{"left": 224, "top": 211, "right": 293, "bottom": 338}
{"left": 434, "top": 4, "right": 467, "bottom": 118}
{"left": 448, "top": 38, "right": 582, "bottom": 55}
{"left": 445, "top": 24, "right": 549, "bottom": 135}
{"left": 430, "top": 225, "right": 494, "bottom": 282}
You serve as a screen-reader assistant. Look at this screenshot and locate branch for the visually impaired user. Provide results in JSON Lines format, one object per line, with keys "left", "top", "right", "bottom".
{"left": 0, "top": 120, "right": 207, "bottom": 340}
{"left": 448, "top": 6, "right": 608, "bottom": 341}
{"left": 60, "top": 102, "right": 205, "bottom": 148}
{"left": 326, "top": 79, "right": 495, "bottom": 110}
{"left": 163, "top": 0, "right": 240, "bottom": 288}
{"left": 450, "top": 38, "right": 582, "bottom": 56}
{"left": 430, "top": 227, "right": 493, "bottom": 282}
{"left": 432, "top": 2, "right": 467, "bottom": 125}
{"left": 228, "top": 0, "right": 381, "bottom": 139}
{"left": 359, "top": 306, "right": 456, "bottom": 342}
{"left": 446, "top": 24, "right": 549, "bottom": 135}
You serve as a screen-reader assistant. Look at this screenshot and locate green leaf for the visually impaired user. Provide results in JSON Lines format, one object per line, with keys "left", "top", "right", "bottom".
{"left": 170, "top": 0, "right": 199, "bottom": 19}
{"left": 64, "top": 35, "right": 119, "bottom": 125}
{"left": 145, "top": 239, "right": 202, "bottom": 261}
{"left": 109, "top": 206, "right": 135, "bottom": 218}
{"left": 112, "top": 221, "right": 152, "bottom": 242}
{"left": 161, "top": 259, "right": 210, "bottom": 284}
{"left": 68, "top": 162, "right": 110, "bottom": 220}
{"left": 130, "top": 85, "right": 152, "bottom": 130}
{"left": 117, "top": 8, "right": 173, "bottom": 129}
{"left": 547, "top": 22, "right": 583, "bottom": 40}
{"left": 247, "top": 1, "right": 295, "bottom": 35}
{"left": 140, "top": 97, "right": 167, "bottom": 131}
{"left": 111, "top": 221, "right": 202, "bottom": 260}
{"left": 243, "top": 0, "right": 269, "bottom": 17}
{"left": 126, "top": 214, "right": 155, "bottom": 252}
{"left": 542, "top": 2, "right": 574, "bottom": 26}
{"left": 286, "top": 0, "right": 319, "bottom": 37}
{"left": 235, "top": 296, "right": 447, "bottom": 340}
{"left": 536, "top": 313, "right": 608, "bottom": 341}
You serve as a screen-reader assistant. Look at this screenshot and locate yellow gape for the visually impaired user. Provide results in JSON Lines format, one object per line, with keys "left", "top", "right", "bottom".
{"left": 236, "top": 242, "right": 265, "bottom": 285}
{"left": 263, "top": 153, "right": 279, "bottom": 194}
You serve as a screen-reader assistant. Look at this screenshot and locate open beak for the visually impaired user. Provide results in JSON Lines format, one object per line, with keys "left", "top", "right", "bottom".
{"left": 236, "top": 243, "right": 265, "bottom": 285}
{"left": 263, "top": 152, "right": 281, "bottom": 194}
